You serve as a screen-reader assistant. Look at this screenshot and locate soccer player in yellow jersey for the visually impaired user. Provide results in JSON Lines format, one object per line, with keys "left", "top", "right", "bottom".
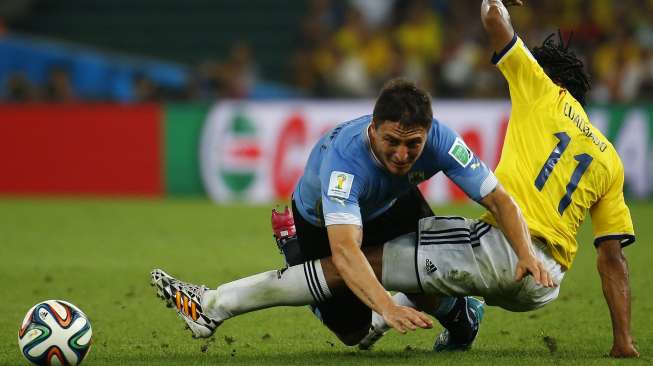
{"left": 476, "top": 0, "right": 638, "bottom": 357}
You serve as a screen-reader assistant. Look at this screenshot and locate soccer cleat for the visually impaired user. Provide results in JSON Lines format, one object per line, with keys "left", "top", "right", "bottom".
{"left": 358, "top": 325, "right": 386, "bottom": 350}
{"left": 271, "top": 206, "right": 302, "bottom": 265}
{"left": 150, "top": 269, "right": 221, "bottom": 338}
{"left": 271, "top": 206, "right": 296, "bottom": 245}
{"left": 433, "top": 297, "right": 485, "bottom": 352}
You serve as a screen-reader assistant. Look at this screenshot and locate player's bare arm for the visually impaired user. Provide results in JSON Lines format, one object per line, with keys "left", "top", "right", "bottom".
{"left": 326, "top": 224, "right": 433, "bottom": 333}
{"left": 481, "top": 0, "right": 519, "bottom": 52}
{"left": 596, "top": 239, "right": 639, "bottom": 358}
{"left": 479, "top": 185, "right": 555, "bottom": 288}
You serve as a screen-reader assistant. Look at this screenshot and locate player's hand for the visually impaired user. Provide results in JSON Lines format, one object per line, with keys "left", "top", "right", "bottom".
{"left": 381, "top": 305, "right": 433, "bottom": 334}
{"left": 515, "top": 255, "right": 556, "bottom": 288}
{"left": 610, "top": 341, "right": 640, "bottom": 358}
{"left": 502, "top": 0, "right": 523, "bottom": 6}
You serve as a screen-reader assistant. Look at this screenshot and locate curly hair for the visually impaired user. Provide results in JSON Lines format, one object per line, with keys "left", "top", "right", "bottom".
{"left": 532, "top": 31, "right": 591, "bottom": 106}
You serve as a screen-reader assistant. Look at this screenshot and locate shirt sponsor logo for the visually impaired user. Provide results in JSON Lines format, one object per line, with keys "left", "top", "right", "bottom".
{"left": 448, "top": 138, "right": 473, "bottom": 167}
{"left": 328, "top": 171, "right": 354, "bottom": 199}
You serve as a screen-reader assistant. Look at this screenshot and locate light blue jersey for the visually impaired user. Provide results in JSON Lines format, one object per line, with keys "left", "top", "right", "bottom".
{"left": 293, "top": 115, "right": 498, "bottom": 227}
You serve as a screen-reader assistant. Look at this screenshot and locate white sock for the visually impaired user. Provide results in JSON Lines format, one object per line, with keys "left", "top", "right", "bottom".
{"left": 201, "top": 259, "right": 331, "bottom": 322}
{"left": 371, "top": 293, "right": 457, "bottom": 332}
{"left": 370, "top": 292, "right": 416, "bottom": 333}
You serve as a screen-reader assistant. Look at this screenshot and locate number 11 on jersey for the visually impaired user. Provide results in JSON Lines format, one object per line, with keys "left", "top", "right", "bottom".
{"left": 534, "top": 132, "right": 593, "bottom": 215}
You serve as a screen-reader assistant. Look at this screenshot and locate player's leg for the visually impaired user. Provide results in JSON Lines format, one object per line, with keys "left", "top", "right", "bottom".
{"left": 156, "top": 245, "right": 380, "bottom": 341}
{"left": 151, "top": 222, "right": 475, "bottom": 341}
{"left": 163, "top": 217, "right": 561, "bottom": 340}
{"left": 268, "top": 188, "right": 441, "bottom": 346}
{"left": 150, "top": 215, "right": 480, "bottom": 342}
{"left": 358, "top": 188, "right": 479, "bottom": 349}
{"left": 150, "top": 231, "right": 412, "bottom": 341}
{"left": 151, "top": 258, "right": 335, "bottom": 338}
{"left": 362, "top": 217, "right": 565, "bottom": 350}
{"left": 361, "top": 217, "right": 496, "bottom": 350}
{"left": 286, "top": 199, "right": 381, "bottom": 345}
{"left": 151, "top": 199, "right": 337, "bottom": 340}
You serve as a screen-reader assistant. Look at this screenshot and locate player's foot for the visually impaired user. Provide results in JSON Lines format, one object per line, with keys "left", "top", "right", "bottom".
{"left": 433, "top": 297, "right": 485, "bottom": 352}
{"left": 358, "top": 325, "right": 386, "bottom": 350}
{"left": 358, "top": 303, "right": 393, "bottom": 350}
{"left": 150, "top": 269, "right": 221, "bottom": 338}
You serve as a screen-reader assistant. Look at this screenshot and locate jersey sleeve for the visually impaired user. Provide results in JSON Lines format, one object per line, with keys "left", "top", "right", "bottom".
{"left": 319, "top": 150, "right": 365, "bottom": 226}
{"left": 492, "top": 34, "right": 559, "bottom": 107}
{"left": 435, "top": 124, "right": 498, "bottom": 202}
{"left": 589, "top": 159, "right": 636, "bottom": 247}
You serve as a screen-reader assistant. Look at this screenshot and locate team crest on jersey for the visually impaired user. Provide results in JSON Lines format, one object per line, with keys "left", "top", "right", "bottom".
{"left": 408, "top": 171, "right": 425, "bottom": 185}
{"left": 328, "top": 171, "right": 354, "bottom": 199}
{"left": 448, "top": 138, "right": 473, "bottom": 168}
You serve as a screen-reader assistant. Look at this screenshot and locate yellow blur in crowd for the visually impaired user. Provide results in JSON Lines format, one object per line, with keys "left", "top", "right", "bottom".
{"left": 292, "top": 0, "right": 653, "bottom": 102}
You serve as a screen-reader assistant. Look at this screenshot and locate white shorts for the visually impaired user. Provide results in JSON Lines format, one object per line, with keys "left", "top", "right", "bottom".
{"left": 382, "top": 216, "right": 565, "bottom": 312}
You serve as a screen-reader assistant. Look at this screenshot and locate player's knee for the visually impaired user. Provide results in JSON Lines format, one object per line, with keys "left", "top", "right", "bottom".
{"left": 489, "top": 282, "right": 560, "bottom": 312}
{"left": 520, "top": 278, "right": 560, "bottom": 310}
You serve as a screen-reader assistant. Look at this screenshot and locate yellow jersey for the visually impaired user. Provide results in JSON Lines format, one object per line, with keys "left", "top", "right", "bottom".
{"left": 480, "top": 36, "right": 635, "bottom": 270}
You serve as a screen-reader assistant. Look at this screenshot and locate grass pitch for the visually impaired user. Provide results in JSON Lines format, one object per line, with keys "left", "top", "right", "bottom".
{"left": 1, "top": 198, "right": 651, "bottom": 366}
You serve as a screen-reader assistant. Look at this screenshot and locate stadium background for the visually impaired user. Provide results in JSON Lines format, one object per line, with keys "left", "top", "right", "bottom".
{"left": 2, "top": 1, "right": 652, "bottom": 365}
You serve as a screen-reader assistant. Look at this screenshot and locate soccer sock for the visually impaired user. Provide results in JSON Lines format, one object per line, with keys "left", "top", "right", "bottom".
{"left": 370, "top": 292, "right": 414, "bottom": 333}
{"left": 370, "top": 293, "right": 457, "bottom": 332}
{"left": 201, "top": 259, "right": 331, "bottom": 322}
{"left": 433, "top": 296, "right": 457, "bottom": 319}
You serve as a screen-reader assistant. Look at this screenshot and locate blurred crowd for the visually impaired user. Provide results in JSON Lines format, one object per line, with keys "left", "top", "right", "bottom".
{"left": 2, "top": 0, "right": 653, "bottom": 103}
{"left": 1, "top": 40, "right": 258, "bottom": 103}
{"left": 291, "top": 0, "right": 653, "bottom": 103}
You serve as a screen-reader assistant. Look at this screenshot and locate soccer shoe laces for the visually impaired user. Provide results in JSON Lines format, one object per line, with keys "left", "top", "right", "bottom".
{"left": 151, "top": 269, "right": 220, "bottom": 338}
{"left": 168, "top": 280, "right": 207, "bottom": 321}
{"left": 173, "top": 280, "right": 206, "bottom": 301}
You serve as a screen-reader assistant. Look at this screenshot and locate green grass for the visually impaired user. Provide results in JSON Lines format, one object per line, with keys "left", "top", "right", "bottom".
{"left": 1, "top": 198, "right": 651, "bottom": 366}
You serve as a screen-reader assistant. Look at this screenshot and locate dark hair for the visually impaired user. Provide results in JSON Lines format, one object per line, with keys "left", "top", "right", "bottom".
{"left": 372, "top": 78, "right": 433, "bottom": 129}
{"left": 532, "top": 31, "right": 591, "bottom": 106}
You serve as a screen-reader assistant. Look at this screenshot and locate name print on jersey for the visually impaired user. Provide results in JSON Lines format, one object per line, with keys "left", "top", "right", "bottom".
{"left": 563, "top": 102, "right": 608, "bottom": 152}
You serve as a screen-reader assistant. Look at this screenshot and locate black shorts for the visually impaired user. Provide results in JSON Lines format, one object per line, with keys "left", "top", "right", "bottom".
{"left": 290, "top": 187, "right": 434, "bottom": 339}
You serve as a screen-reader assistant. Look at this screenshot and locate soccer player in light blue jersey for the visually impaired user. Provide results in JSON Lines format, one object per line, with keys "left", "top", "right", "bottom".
{"left": 151, "top": 79, "right": 553, "bottom": 350}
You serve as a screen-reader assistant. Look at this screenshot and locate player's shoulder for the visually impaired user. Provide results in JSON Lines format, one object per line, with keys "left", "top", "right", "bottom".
{"left": 422, "top": 118, "right": 476, "bottom": 170}
{"left": 322, "top": 115, "right": 374, "bottom": 175}
{"left": 428, "top": 117, "right": 471, "bottom": 158}
{"left": 569, "top": 105, "right": 624, "bottom": 184}
{"left": 328, "top": 115, "right": 371, "bottom": 148}
{"left": 566, "top": 100, "right": 618, "bottom": 162}
{"left": 428, "top": 117, "right": 456, "bottom": 147}
{"left": 598, "top": 139, "right": 624, "bottom": 175}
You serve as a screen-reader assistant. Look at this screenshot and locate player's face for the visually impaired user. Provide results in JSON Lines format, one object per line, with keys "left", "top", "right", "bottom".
{"left": 369, "top": 121, "right": 428, "bottom": 176}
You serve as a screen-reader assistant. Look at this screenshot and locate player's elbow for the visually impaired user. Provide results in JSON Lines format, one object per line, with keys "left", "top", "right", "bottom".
{"left": 598, "top": 249, "right": 627, "bottom": 268}
{"left": 597, "top": 243, "right": 628, "bottom": 273}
